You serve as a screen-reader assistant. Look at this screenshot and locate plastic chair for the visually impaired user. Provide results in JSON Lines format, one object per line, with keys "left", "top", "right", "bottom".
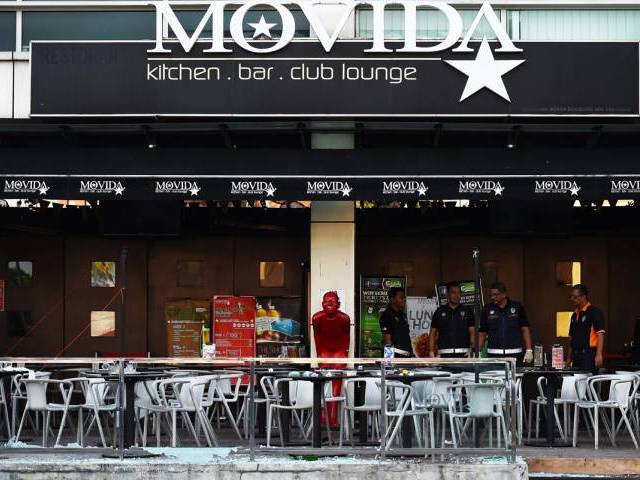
{"left": 73, "top": 377, "right": 119, "bottom": 447}
{"left": 15, "top": 378, "right": 75, "bottom": 447}
{"left": 381, "top": 381, "right": 434, "bottom": 451}
{"left": 339, "top": 377, "right": 382, "bottom": 446}
{"left": 267, "top": 379, "right": 313, "bottom": 447}
{"left": 573, "top": 374, "right": 639, "bottom": 449}
{"left": 446, "top": 382, "right": 509, "bottom": 448}
{"left": 527, "top": 376, "right": 565, "bottom": 441}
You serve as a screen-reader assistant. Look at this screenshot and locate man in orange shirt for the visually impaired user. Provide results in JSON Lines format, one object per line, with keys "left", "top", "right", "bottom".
{"left": 567, "top": 284, "right": 605, "bottom": 373}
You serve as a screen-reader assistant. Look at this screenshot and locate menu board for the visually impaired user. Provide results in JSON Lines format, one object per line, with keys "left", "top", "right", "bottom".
{"left": 165, "top": 299, "right": 209, "bottom": 357}
{"left": 166, "top": 321, "right": 203, "bottom": 357}
{"left": 359, "top": 276, "right": 406, "bottom": 358}
{"left": 212, "top": 296, "right": 256, "bottom": 358}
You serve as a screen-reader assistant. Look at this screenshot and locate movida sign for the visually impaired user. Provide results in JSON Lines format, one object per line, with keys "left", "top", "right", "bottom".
{"left": 149, "top": 0, "right": 520, "bottom": 55}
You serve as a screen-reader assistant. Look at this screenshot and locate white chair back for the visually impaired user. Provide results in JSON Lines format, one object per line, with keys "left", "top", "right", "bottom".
{"left": 289, "top": 380, "right": 314, "bottom": 410}
{"left": 344, "top": 378, "right": 381, "bottom": 409}
{"left": 24, "top": 380, "right": 48, "bottom": 410}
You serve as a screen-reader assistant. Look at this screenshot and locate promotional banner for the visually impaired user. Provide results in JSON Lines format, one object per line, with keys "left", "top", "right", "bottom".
{"left": 255, "top": 296, "right": 304, "bottom": 357}
{"left": 436, "top": 280, "right": 483, "bottom": 307}
{"left": 31, "top": 40, "right": 638, "bottom": 117}
{"left": 406, "top": 296, "right": 439, "bottom": 358}
{"left": 359, "top": 276, "right": 406, "bottom": 358}
{"left": 212, "top": 296, "right": 256, "bottom": 358}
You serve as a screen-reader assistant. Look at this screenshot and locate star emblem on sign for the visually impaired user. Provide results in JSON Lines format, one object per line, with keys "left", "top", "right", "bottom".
{"left": 341, "top": 186, "right": 352, "bottom": 197}
{"left": 265, "top": 185, "right": 277, "bottom": 197}
{"left": 445, "top": 38, "right": 525, "bottom": 102}
{"left": 189, "top": 185, "right": 201, "bottom": 196}
{"left": 114, "top": 185, "right": 125, "bottom": 196}
{"left": 493, "top": 185, "right": 505, "bottom": 196}
{"left": 38, "top": 185, "right": 50, "bottom": 195}
{"left": 569, "top": 185, "right": 581, "bottom": 196}
{"left": 417, "top": 186, "right": 428, "bottom": 197}
{"left": 248, "top": 15, "right": 277, "bottom": 39}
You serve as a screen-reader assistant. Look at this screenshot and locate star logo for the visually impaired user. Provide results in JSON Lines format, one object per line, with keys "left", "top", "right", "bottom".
{"left": 189, "top": 185, "right": 201, "bottom": 196}
{"left": 569, "top": 185, "right": 581, "bottom": 196}
{"left": 265, "top": 185, "right": 277, "bottom": 197}
{"left": 417, "top": 186, "right": 428, "bottom": 197}
{"left": 38, "top": 184, "right": 50, "bottom": 195}
{"left": 114, "top": 185, "right": 125, "bottom": 196}
{"left": 248, "top": 15, "right": 277, "bottom": 39}
{"left": 341, "top": 185, "right": 352, "bottom": 197}
{"left": 445, "top": 38, "right": 525, "bottom": 102}
{"left": 493, "top": 184, "right": 505, "bottom": 196}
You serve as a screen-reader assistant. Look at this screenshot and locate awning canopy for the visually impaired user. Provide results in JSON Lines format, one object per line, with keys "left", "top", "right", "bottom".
{"left": 1, "top": 146, "right": 639, "bottom": 201}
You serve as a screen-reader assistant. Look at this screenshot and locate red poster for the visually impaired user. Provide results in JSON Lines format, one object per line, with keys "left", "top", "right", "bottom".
{"left": 0, "top": 280, "right": 4, "bottom": 312}
{"left": 212, "top": 296, "right": 256, "bottom": 358}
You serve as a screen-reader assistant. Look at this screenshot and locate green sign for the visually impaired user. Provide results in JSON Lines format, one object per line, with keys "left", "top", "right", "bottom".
{"left": 359, "top": 275, "right": 406, "bottom": 358}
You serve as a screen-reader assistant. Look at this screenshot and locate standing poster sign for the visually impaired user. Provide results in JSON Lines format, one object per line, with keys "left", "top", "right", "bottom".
{"left": 212, "top": 296, "right": 256, "bottom": 358}
{"left": 406, "top": 297, "right": 439, "bottom": 357}
{"left": 436, "top": 280, "right": 483, "bottom": 307}
{"left": 359, "top": 276, "right": 406, "bottom": 358}
{"left": 165, "top": 299, "right": 210, "bottom": 357}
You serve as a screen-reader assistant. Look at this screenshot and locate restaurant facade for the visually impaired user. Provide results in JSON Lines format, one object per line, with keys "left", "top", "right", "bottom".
{"left": 1, "top": 0, "right": 640, "bottom": 363}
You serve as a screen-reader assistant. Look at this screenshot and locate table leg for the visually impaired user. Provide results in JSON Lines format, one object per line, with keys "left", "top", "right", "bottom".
{"left": 545, "top": 377, "right": 555, "bottom": 446}
{"left": 356, "top": 382, "right": 367, "bottom": 444}
{"left": 124, "top": 381, "right": 136, "bottom": 448}
{"left": 281, "top": 381, "right": 291, "bottom": 444}
{"left": 312, "top": 380, "right": 322, "bottom": 448}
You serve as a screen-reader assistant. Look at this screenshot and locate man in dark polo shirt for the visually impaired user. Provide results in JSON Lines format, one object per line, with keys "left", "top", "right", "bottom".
{"left": 380, "top": 287, "right": 413, "bottom": 358}
{"left": 429, "top": 282, "right": 476, "bottom": 358}
{"left": 479, "top": 282, "right": 533, "bottom": 365}
{"left": 567, "top": 283, "right": 605, "bottom": 373}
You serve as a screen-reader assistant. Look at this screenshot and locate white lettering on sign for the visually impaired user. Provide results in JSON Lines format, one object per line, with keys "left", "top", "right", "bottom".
{"left": 148, "top": 0, "right": 520, "bottom": 55}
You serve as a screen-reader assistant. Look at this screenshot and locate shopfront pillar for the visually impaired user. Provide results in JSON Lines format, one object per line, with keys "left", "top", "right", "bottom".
{"left": 310, "top": 131, "right": 356, "bottom": 359}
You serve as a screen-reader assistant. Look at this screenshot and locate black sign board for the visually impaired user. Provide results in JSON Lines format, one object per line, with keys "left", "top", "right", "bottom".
{"left": 31, "top": 41, "right": 639, "bottom": 117}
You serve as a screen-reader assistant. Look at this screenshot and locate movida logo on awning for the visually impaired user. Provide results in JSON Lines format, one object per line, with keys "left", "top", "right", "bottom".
{"left": 148, "top": 0, "right": 525, "bottom": 102}
{"left": 230, "top": 181, "right": 277, "bottom": 197}
{"left": 80, "top": 180, "right": 126, "bottom": 195}
{"left": 155, "top": 180, "right": 201, "bottom": 196}
{"left": 307, "top": 181, "right": 352, "bottom": 197}
{"left": 459, "top": 180, "right": 504, "bottom": 196}
{"left": 611, "top": 179, "right": 640, "bottom": 194}
{"left": 534, "top": 180, "right": 581, "bottom": 196}
{"left": 3, "top": 179, "right": 50, "bottom": 195}
{"left": 382, "top": 181, "right": 428, "bottom": 196}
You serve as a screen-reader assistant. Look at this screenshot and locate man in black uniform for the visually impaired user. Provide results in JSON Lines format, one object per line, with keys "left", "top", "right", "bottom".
{"left": 567, "top": 284, "right": 605, "bottom": 373}
{"left": 379, "top": 287, "right": 413, "bottom": 357}
{"left": 479, "top": 282, "right": 533, "bottom": 365}
{"left": 429, "top": 282, "right": 476, "bottom": 358}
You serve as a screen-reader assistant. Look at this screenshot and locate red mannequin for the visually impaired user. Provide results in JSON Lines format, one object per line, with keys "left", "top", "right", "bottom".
{"left": 312, "top": 291, "right": 351, "bottom": 426}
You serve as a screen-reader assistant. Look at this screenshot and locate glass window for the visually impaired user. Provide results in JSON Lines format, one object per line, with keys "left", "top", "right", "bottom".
{"left": 91, "top": 311, "right": 116, "bottom": 337}
{"left": 259, "top": 261, "right": 285, "bottom": 287}
{"left": 91, "top": 261, "right": 116, "bottom": 288}
{"left": 556, "top": 261, "right": 581, "bottom": 287}
{"left": 357, "top": 8, "right": 496, "bottom": 40}
{"left": 22, "top": 11, "right": 155, "bottom": 50}
{"left": 7, "top": 311, "right": 32, "bottom": 337}
{"left": 556, "top": 311, "right": 572, "bottom": 338}
{"left": 388, "top": 261, "right": 414, "bottom": 288}
{"left": 0, "top": 12, "right": 16, "bottom": 51}
{"left": 172, "top": 9, "right": 310, "bottom": 39}
{"left": 177, "top": 261, "right": 203, "bottom": 288}
{"left": 512, "top": 10, "right": 640, "bottom": 41}
{"left": 7, "top": 261, "right": 33, "bottom": 288}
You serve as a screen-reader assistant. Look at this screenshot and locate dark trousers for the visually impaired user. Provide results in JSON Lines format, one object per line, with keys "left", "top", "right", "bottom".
{"left": 440, "top": 352, "right": 467, "bottom": 359}
{"left": 488, "top": 352, "right": 524, "bottom": 367}
{"left": 572, "top": 348, "right": 597, "bottom": 373}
